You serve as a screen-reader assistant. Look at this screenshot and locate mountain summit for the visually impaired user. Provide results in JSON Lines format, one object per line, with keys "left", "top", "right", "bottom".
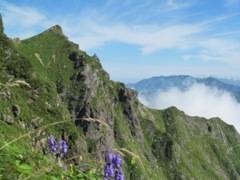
{"left": 1, "top": 19, "right": 240, "bottom": 179}
{"left": 43, "top": 25, "right": 65, "bottom": 36}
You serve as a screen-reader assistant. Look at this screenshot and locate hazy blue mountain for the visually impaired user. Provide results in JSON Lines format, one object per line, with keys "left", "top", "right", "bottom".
{"left": 128, "top": 75, "right": 194, "bottom": 91}
{"left": 127, "top": 75, "right": 240, "bottom": 102}
{"left": 216, "top": 78, "right": 240, "bottom": 87}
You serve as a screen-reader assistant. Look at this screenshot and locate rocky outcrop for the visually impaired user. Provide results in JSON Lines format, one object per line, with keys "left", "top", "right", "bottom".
{"left": 44, "top": 25, "right": 66, "bottom": 37}
{"left": 31, "top": 117, "right": 43, "bottom": 129}
{"left": 2, "top": 114, "right": 14, "bottom": 125}
{"left": 119, "top": 87, "right": 143, "bottom": 140}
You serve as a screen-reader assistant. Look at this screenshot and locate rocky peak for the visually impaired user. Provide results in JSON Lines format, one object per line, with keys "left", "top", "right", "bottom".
{"left": 48, "top": 25, "right": 62, "bottom": 33}
{"left": 42, "top": 25, "right": 66, "bottom": 38}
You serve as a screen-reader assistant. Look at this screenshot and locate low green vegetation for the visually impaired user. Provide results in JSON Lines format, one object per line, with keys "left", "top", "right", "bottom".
{"left": 1, "top": 16, "right": 240, "bottom": 179}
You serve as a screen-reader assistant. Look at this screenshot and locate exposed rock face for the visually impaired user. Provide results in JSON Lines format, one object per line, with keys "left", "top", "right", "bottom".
{"left": 119, "top": 87, "right": 143, "bottom": 140}
{"left": 152, "top": 131, "right": 174, "bottom": 162}
{"left": 66, "top": 57, "right": 115, "bottom": 159}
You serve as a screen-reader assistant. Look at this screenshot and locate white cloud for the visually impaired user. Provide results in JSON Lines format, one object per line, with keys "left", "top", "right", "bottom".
{"left": 0, "top": 1, "right": 46, "bottom": 27}
{"left": 139, "top": 83, "right": 240, "bottom": 133}
{"left": 165, "top": 0, "right": 192, "bottom": 10}
{"left": 185, "top": 38, "right": 240, "bottom": 67}
{"left": 65, "top": 18, "right": 204, "bottom": 54}
{"left": 0, "top": 0, "right": 51, "bottom": 38}
{"left": 215, "top": 30, "right": 240, "bottom": 37}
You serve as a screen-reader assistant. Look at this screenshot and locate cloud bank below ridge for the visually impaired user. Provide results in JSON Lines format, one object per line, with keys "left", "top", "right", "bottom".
{"left": 139, "top": 83, "right": 240, "bottom": 132}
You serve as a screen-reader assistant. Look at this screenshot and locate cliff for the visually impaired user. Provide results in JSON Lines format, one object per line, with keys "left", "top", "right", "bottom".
{"left": 1, "top": 18, "right": 240, "bottom": 179}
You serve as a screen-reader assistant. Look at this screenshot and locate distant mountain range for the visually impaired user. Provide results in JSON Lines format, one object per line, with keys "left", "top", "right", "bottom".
{"left": 127, "top": 75, "right": 240, "bottom": 102}
{"left": 217, "top": 78, "right": 240, "bottom": 87}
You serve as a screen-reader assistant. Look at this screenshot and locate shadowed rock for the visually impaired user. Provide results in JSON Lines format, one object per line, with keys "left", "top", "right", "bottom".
{"left": 12, "top": 105, "right": 21, "bottom": 117}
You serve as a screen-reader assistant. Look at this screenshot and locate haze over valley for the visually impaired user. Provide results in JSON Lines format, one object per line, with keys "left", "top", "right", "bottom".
{"left": 128, "top": 75, "right": 240, "bottom": 132}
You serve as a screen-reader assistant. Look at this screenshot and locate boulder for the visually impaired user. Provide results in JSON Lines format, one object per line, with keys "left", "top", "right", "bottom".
{"left": 2, "top": 114, "right": 14, "bottom": 125}
{"left": 31, "top": 117, "right": 43, "bottom": 129}
{"left": 12, "top": 105, "right": 21, "bottom": 117}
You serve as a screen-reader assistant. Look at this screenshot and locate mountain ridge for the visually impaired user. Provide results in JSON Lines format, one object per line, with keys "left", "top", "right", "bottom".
{"left": 1, "top": 18, "right": 240, "bottom": 179}
{"left": 127, "top": 75, "right": 240, "bottom": 102}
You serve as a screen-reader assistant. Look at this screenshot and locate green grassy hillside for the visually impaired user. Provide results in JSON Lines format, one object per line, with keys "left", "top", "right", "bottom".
{"left": 1, "top": 16, "right": 240, "bottom": 179}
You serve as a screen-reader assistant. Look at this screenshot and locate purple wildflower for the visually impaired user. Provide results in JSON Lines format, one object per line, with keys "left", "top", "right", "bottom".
{"left": 60, "top": 140, "right": 68, "bottom": 154}
{"left": 109, "top": 163, "right": 115, "bottom": 177}
{"left": 115, "top": 171, "right": 125, "bottom": 180}
{"left": 104, "top": 151, "right": 124, "bottom": 179}
{"left": 104, "top": 164, "right": 110, "bottom": 178}
{"left": 104, "top": 163, "right": 115, "bottom": 178}
{"left": 113, "top": 154, "right": 122, "bottom": 169}
{"left": 107, "top": 150, "right": 113, "bottom": 162}
{"left": 49, "top": 135, "right": 58, "bottom": 153}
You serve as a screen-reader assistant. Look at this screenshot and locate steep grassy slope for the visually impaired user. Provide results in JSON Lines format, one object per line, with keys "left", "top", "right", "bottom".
{"left": 1, "top": 16, "right": 240, "bottom": 179}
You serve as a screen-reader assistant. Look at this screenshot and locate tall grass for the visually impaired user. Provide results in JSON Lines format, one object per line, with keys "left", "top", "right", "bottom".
{"left": 0, "top": 117, "right": 141, "bottom": 179}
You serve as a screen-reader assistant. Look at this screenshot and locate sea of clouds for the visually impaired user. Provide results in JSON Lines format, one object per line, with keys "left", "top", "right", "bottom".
{"left": 139, "top": 83, "right": 240, "bottom": 133}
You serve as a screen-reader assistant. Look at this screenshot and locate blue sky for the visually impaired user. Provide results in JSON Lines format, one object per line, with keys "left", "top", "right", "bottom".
{"left": 1, "top": 0, "right": 240, "bottom": 83}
